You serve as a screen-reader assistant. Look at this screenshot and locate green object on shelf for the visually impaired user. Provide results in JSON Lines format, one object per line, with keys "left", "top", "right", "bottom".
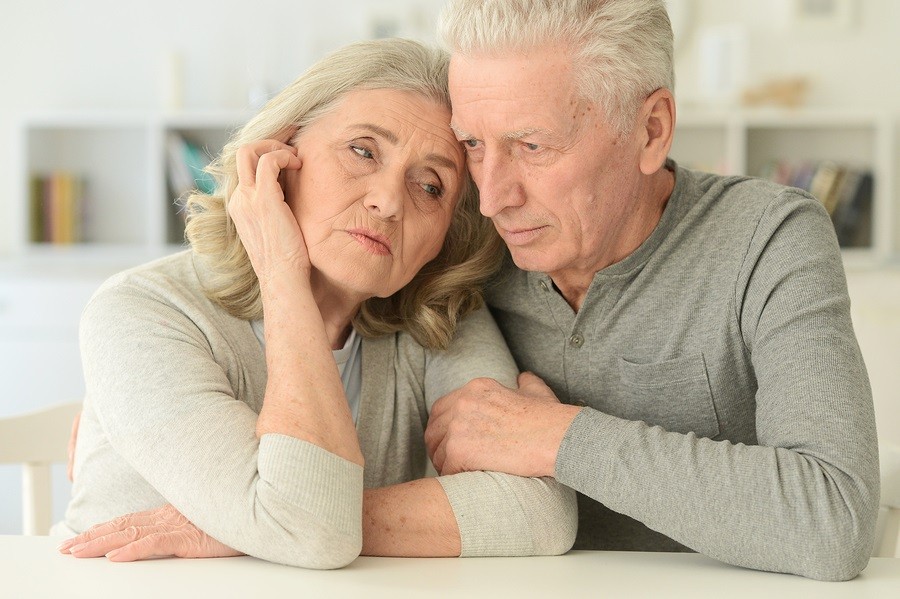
{"left": 182, "top": 139, "right": 217, "bottom": 195}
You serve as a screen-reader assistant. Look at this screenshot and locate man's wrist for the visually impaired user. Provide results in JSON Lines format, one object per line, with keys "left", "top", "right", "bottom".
{"left": 546, "top": 403, "right": 584, "bottom": 477}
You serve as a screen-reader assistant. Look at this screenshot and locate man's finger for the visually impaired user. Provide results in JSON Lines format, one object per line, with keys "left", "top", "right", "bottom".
{"left": 517, "top": 371, "right": 552, "bottom": 394}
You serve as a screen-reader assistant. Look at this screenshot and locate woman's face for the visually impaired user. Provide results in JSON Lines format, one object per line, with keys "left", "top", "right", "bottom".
{"left": 283, "top": 88, "right": 465, "bottom": 300}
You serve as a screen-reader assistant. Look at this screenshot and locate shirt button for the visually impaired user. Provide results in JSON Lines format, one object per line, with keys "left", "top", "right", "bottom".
{"left": 539, "top": 280, "right": 549, "bottom": 291}
{"left": 569, "top": 333, "right": 584, "bottom": 347}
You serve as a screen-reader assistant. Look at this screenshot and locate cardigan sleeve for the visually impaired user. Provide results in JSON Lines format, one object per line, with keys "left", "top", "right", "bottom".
{"left": 80, "top": 278, "right": 362, "bottom": 569}
{"left": 425, "top": 307, "right": 578, "bottom": 556}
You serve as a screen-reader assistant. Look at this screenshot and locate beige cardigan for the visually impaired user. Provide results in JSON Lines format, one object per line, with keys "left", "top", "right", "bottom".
{"left": 60, "top": 251, "right": 576, "bottom": 568}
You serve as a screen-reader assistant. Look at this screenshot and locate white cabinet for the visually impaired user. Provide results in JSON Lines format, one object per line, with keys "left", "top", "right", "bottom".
{"left": 671, "top": 110, "right": 896, "bottom": 266}
{"left": 14, "top": 111, "right": 250, "bottom": 258}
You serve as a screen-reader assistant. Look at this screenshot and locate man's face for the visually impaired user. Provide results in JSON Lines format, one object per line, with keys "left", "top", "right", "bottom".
{"left": 449, "top": 47, "right": 647, "bottom": 281}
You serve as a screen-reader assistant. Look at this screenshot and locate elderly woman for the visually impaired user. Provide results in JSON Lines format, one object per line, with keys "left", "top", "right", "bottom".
{"left": 54, "top": 38, "right": 576, "bottom": 569}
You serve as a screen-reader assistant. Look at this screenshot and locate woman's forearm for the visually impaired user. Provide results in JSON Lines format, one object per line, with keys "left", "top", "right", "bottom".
{"left": 362, "top": 479, "right": 461, "bottom": 556}
{"left": 256, "top": 273, "right": 363, "bottom": 466}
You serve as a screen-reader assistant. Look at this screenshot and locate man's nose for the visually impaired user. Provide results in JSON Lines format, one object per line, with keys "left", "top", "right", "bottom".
{"left": 473, "top": 150, "right": 524, "bottom": 218}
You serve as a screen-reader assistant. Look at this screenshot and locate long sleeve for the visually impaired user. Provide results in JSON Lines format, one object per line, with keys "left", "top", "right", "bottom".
{"left": 75, "top": 256, "right": 362, "bottom": 569}
{"left": 425, "top": 308, "right": 578, "bottom": 556}
{"left": 554, "top": 190, "right": 879, "bottom": 581}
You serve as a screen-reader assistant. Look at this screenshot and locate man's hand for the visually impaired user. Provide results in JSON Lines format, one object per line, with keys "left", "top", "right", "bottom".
{"left": 424, "top": 372, "right": 583, "bottom": 477}
{"left": 57, "top": 504, "right": 242, "bottom": 562}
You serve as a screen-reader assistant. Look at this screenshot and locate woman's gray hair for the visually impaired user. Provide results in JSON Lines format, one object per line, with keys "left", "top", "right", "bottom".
{"left": 439, "top": 0, "right": 673, "bottom": 135}
{"left": 184, "top": 38, "right": 503, "bottom": 350}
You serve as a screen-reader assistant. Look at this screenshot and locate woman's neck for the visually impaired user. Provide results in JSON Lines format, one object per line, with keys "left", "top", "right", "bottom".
{"left": 308, "top": 270, "right": 366, "bottom": 350}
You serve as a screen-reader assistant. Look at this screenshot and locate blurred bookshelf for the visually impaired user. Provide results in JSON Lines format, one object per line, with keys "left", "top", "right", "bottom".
{"left": 671, "top": 109, "right": 896, "bottom": 269}
{"left": 13, "top": 111, "right": 250, "bottom": 265}
{"left": 8, "top": 108, "right": 900, "bottom": 271}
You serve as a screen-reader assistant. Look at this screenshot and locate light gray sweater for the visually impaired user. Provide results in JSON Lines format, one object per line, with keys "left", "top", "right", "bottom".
{"left": 62, "top": 251, "right": 576, "bottom": 568}
{"left": 485, "top": 163, "right": 879, "bottom": 581}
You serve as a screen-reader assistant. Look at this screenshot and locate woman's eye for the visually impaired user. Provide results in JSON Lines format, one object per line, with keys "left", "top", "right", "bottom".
{"left": 422, "top": 183, "right": 443, "bottom": 198}
{"left": 351, "top": 145, "right": 374, "bottom": 159}
{"left": 463, "top": 139, "right": 480, "bottom": 149}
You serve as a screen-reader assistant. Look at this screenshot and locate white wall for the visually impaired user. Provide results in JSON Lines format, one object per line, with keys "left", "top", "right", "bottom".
{"left": 1, "top": 0, "right": 899, "bottom": 253}
{"left": 0, "top": 0, "right": 444, "bottom": 255}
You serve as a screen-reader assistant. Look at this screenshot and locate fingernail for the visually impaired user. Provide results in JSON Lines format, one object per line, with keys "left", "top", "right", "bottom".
{"left": 69, "top": 543, "right": 86, "bottom": 554}
{"left": 106, "top": 549, "right": 121, "bottom": 560}
{"left": 57, "top": 540, "right": 73, "bottom": 553}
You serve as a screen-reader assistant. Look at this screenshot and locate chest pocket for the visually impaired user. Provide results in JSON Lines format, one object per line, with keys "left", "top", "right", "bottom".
{"left": 616, "top": 352, "right": 720, "bottom": 439}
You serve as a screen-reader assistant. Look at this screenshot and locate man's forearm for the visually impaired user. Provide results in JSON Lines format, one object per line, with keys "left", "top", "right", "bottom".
{"left": 361, "top": 478, "right": 461, "bottom": 557}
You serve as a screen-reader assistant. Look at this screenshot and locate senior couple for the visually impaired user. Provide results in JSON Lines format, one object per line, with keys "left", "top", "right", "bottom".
{"left": 56, "top": 0, "right": 878, "bottom": 582}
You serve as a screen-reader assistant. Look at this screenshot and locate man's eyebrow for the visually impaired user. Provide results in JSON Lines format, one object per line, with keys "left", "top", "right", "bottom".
{"left": 450, "top": 124, "right": 471, "bottom": 139}
{"left": 502, "top": 127, "right": 551, "bottom": 141}
{"left": 450, "top": 124, "right": 555, "bottom": 142}
{"left": 350, "top": 123, "right": 399, "bottom": 144}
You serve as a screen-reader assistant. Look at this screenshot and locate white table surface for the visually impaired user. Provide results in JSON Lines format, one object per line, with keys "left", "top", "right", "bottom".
{"left": 3, "top": 536, "right": 898, "bottom": 598}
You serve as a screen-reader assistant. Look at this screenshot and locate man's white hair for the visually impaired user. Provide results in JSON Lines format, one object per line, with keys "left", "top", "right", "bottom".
{"left": 439, "top": 0, "right": 674, "bottom": 135}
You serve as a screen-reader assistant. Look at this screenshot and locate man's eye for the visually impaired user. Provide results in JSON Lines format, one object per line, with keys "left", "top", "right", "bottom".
{"left": 351, "top": 145, "right": 374, "bottom": 159}
{"left": 523, "top": 142, "right": 540, "bottom": 151}
{"left": 463, "top": 139, "right": 480, "bottom": 149}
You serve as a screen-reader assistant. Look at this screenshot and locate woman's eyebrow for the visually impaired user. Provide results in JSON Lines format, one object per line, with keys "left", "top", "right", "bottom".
{"left": 426, "top": 153, "right": 459, "bottom": 171}
{"left": 350, "top": 123, "right": 458, "bottom": 172}
{"left": 349, "top": 123, "right": 398, "bottom": 144}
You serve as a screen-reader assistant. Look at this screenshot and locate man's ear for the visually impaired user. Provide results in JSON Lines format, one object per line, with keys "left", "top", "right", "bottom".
{"left": 637, "top": 88, "right": 675, "bottom": 175}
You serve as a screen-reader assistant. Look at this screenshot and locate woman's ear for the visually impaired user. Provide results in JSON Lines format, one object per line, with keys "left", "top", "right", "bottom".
{"left": 637, "top": 88, "right": 675, "bottom": 175}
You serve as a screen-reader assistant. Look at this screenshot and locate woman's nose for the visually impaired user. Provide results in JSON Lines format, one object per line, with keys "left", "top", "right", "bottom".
{"left": 363, "top": 173, "right": 405, "bottom": 220}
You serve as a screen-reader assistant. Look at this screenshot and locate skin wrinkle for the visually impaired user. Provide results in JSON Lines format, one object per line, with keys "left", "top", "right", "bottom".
{"left": 448, "top": 45, "right": 673, "bottom": 310}
{"left": 282, "top": 89, "right": 466, "bottom": 339}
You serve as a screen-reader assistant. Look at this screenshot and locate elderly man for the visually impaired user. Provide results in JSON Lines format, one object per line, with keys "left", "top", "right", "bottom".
{"left": 424, "top": 0, "right": 879, "bottom": 582}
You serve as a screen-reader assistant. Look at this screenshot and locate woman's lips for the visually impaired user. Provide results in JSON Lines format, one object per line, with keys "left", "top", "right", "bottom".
{"left": 347, "top": 228, "right": 392, "bottom": 256}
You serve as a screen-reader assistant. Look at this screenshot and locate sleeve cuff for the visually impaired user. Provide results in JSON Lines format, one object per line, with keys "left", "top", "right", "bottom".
{"left": 258, "top": 433, "right": 363, "bottom": 532}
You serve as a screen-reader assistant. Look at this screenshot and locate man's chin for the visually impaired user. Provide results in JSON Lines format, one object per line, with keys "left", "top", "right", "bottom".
{"left": 508, "top": 249, "right": 553, "bottom": 274}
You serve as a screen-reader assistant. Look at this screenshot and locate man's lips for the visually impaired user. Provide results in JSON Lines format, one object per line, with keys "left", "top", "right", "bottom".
{"left": 496, "top": 224, "right": 547, "bottom": 246}
{"left": 347, "top": 228, "right": 392, "bottom": 256}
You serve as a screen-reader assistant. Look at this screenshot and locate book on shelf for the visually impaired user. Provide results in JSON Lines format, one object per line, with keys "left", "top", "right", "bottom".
{"left": 757, "top": 160, "right": 874, "bottom": 248}
{"left": 28, "top": 171, "right": 86, "bottom": 244}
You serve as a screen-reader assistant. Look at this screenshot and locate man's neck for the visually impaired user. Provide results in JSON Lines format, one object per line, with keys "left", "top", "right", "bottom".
{"left": 548, "top": 167, "right": 675, "bottom": 313}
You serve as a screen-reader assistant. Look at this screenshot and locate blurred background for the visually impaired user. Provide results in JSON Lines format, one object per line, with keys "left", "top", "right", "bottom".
{"left": 0, "top": 0, "right": 898, "bottom": 534}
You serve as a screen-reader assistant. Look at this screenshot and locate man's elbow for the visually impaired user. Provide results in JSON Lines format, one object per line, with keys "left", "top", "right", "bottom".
{"left": 795, "top": 514, "right": 876, "bottom": 581}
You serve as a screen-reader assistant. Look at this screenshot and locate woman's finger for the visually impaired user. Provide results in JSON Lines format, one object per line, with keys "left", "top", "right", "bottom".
{"left": 105, "top": 531, "right": 183, "bottom": 562}
{"left": 59, "top": 506, "right": 171, "bottom": 554}
{"left": 254, "top": 150, "right": 302, "bottom": 202}
{"left": 67, "top": 525, "right": 150, "bottom": 558}
{"left": 235, "top": 140, "right": 297, "bottom": 187}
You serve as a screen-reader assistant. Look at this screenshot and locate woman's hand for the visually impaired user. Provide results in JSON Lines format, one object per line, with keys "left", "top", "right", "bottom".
{"left": 227, "top": 135, "right": 306, "bottom": 290}
{"left": 58, "top": 504, "right": 242, "bottom": 562}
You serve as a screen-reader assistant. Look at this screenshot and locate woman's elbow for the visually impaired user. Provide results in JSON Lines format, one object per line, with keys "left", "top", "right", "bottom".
{"left": 531, "top": 483, "right": 578, "bottom": 556}
{"left": 257, "top": 524, "right": 363, "bottom": 570}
